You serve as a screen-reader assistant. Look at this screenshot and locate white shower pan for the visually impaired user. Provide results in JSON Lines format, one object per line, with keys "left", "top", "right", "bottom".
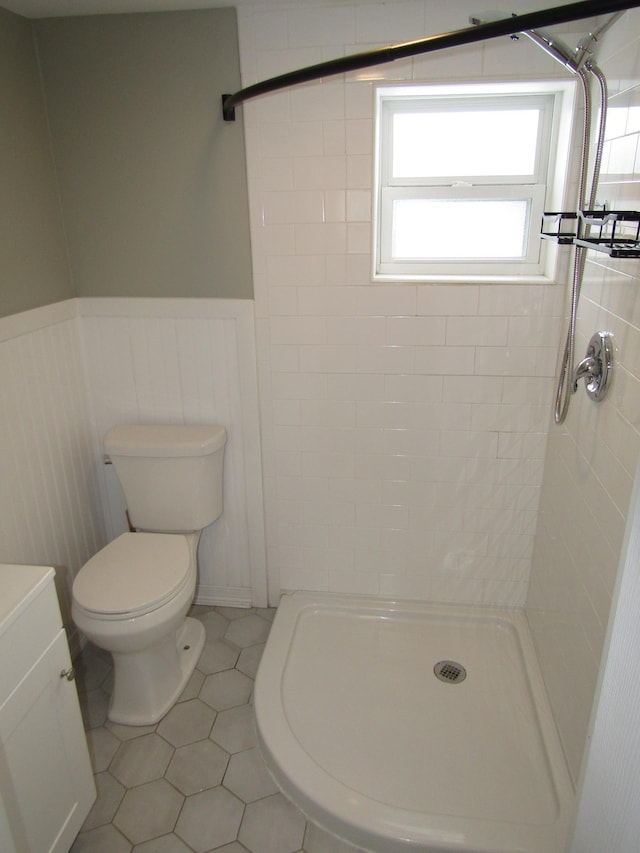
{"left": 254, "top": 593, "right": 575, "bottom": 853}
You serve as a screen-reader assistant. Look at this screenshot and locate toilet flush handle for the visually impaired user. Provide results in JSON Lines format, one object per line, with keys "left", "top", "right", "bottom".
{"left": 60, "top": 667, "right": 75, "bottom": 682}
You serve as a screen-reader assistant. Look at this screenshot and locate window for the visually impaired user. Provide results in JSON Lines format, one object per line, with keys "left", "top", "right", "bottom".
{"left": 373, "top": 82, "right": 575, "bottom": 282}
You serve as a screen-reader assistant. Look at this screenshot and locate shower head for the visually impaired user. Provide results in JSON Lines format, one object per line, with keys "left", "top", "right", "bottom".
{"left": 521, "top": 28, "right": 580, "bottom": 74}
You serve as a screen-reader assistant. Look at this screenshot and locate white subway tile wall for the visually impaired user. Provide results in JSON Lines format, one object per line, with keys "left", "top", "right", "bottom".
{"left": 237, "top": 0, "right": 573, "bottom": 608}
{"left": 527, "top": 13, "right": 640, "bottom": 784}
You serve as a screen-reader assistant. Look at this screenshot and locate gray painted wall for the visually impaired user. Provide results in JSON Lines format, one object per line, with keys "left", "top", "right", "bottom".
{"left": 34, "top": 8, "right": 253, "bottom": 300}
{"left": 0, "top": 7, "right": 73, "bottom": 318}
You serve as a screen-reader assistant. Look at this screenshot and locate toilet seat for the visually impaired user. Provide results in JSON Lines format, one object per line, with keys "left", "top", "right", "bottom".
{"left": 73, "top": 532, "right": 191, "bottom": 618}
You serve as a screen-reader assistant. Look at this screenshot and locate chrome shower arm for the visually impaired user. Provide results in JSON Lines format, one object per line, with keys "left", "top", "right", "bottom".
{"left": 474, "top": 9, "right": 628, "bottom": 76}
{"left": 520, "top": 28, "right": 580, "bottom": 73}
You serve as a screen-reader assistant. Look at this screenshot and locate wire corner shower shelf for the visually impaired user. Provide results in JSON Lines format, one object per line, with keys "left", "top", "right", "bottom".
{"left": 541, "top": 210, "right": 640, "bottom": 258}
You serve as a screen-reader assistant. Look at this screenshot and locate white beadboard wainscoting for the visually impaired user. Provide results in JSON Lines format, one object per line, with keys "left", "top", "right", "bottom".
{"left": 0, "top": 300, "right": 104, "bottom": 648}
{"left": 0, "top": 296, "right": 266, "bottom": 641}
{"left": 77, "top": 297, "right": 267, "bottom": 609}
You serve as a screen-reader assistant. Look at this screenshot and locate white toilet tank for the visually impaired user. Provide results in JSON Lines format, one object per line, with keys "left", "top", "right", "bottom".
{"left": 104, "top": 424, "right": 227, "bottom": 533}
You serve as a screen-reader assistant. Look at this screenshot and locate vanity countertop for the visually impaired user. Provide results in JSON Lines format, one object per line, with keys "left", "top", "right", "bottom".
{"left": 0, "top": 564, "right": 54, "bottom": 638}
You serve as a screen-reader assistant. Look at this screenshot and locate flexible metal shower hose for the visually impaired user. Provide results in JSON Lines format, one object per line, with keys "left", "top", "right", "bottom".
{"left": 554, "top": 63, "right": 609, "bottom": 424}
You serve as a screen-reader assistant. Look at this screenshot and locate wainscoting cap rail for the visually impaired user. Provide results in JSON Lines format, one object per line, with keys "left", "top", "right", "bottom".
{"left": 221, "top": 0, "right": 640, "bottom": 121}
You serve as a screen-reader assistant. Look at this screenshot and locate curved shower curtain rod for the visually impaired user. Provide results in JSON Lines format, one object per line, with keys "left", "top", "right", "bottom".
{"left": 222, "top": 0, "right": 640, "bottom": 121}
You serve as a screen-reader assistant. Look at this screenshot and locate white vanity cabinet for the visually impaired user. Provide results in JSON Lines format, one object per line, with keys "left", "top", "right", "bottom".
{"left": 0, "top": 564, "right": 96, "bottom": 853}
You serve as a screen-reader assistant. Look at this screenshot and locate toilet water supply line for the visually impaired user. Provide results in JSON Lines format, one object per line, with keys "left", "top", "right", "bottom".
{"left": 554, "top": 62, "right": 609, "bottom": 425}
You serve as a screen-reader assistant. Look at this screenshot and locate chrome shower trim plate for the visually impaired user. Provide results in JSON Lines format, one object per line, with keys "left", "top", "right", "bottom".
{"left": 573, "top": 330, "right": 615, "bottom": 402}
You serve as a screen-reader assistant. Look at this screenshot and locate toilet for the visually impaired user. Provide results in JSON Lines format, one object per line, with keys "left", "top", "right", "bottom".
{"left": 72, "top": 424, "right": 227, "bottom": 726}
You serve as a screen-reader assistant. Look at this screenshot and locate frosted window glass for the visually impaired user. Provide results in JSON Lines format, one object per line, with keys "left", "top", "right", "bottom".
{"left": 392, "top": 110, "right": 540, "bottom": 178}
{"left": 392, "top": 199, "right": 529, "bottom": 259}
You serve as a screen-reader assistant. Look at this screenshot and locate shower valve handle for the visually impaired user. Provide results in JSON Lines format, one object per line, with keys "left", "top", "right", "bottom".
{"left": 572, "top": 354, "right": 599, "bottom": 391}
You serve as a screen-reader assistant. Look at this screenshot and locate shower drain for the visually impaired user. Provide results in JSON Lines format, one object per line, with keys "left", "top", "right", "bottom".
{"left": 433, "top": 660, "right": 466, "bottom": 684}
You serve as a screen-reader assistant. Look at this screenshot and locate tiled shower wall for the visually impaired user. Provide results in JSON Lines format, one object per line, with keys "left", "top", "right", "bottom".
{"left": 236, "top": 0, "right": 590, "bottom": 605}
{"left": 527, "top": 11, "right": 640, "bottom": 784}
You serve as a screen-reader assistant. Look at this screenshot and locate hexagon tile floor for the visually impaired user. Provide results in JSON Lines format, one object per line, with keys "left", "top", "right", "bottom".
{"left": 71, "top": 604, "right": 365, "bottom": 853}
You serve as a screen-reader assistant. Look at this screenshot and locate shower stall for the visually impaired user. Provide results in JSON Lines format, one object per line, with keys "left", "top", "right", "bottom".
{"left": 233, "top": 1, "right": 640, "bottom": 849}
{"left": 255, "top": 592, "right": 575, "bottom": 852}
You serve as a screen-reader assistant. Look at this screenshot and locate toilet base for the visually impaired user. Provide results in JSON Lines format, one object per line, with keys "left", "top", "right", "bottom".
{"left": 107, "top": 617, "right": 205, "bottom": 726}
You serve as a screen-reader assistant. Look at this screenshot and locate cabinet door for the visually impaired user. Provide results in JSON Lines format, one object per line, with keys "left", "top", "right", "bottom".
{"left": 0, "top": 630, "right": 96, "bottom": 853}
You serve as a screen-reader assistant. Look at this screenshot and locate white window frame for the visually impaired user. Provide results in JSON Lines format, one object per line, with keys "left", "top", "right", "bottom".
{"left": 372, "top": 81, "right": 576, "bottom": 283}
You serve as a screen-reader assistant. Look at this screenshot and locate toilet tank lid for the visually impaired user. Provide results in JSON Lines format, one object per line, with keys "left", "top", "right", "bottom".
{"left": 104, "top": 424, "right": 227, "bottom": 457}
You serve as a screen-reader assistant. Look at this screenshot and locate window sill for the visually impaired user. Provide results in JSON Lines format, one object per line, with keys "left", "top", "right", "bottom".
{"left": 371, "top": 272, "right": 560, "bottom": 285}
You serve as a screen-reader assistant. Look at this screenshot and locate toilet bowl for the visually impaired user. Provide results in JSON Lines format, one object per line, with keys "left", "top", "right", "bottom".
{"left": 72, "top": 531, "right": 205, "bottom": 725}
{"left": 71, "top": 424, "right": 226, "bottom": 726}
